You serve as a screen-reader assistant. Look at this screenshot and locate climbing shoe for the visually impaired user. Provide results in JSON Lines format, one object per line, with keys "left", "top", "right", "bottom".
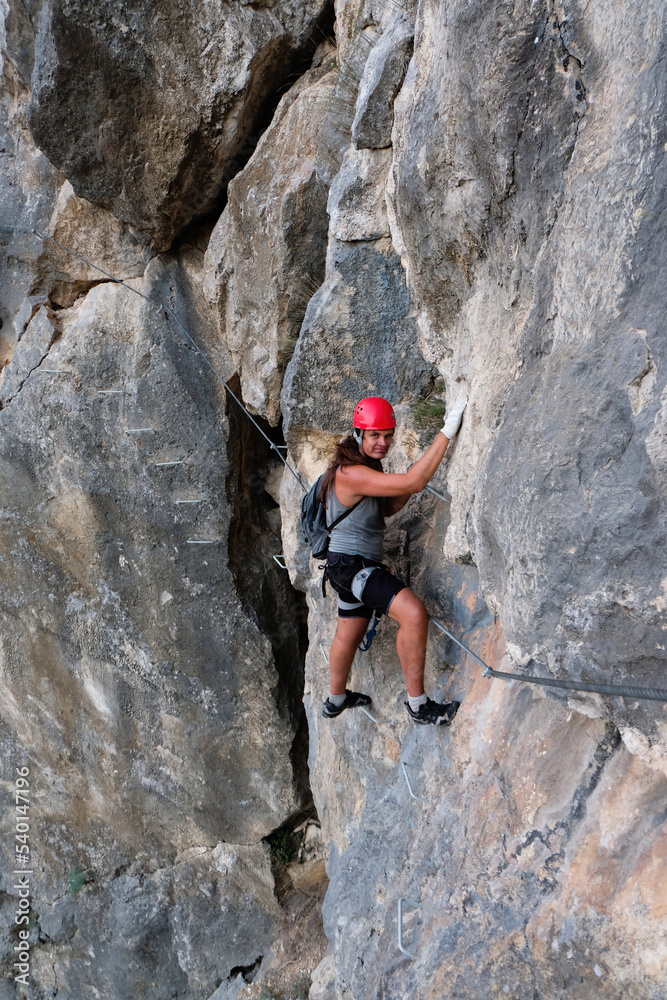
{"left": 322, "top": 690, "right": 372, "bottom": 718}
{"left": 405, "top": 697, "right": 460, "bottom": 726}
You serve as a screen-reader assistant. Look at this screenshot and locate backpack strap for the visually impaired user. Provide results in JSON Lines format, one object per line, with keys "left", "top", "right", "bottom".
{"left": 326, "top": 497, "right": 363, "bottom": 532}
{"left": 319, "top": 498, "right": 363, "bottom": 598}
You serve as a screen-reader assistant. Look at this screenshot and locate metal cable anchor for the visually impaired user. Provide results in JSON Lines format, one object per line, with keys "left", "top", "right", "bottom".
{"left": 397, "top": 897, "right": 421, "bottom": 959}
{"left": 401, "top": 761, "right": 428, "bottom": 802}
{"left": 359, "top": 706, "right": 388, "bottom": 725}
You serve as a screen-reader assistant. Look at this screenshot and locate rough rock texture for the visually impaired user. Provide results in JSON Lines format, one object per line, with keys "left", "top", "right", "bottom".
{"left": 0, "top": 4, "right": 153, "bottom": 341}
{"left": 351, "top": 15, "right": 413, "bottom": 149}
{"left": 27, "top": 0, "right": 331, "bottom": 250}
{"left": 0, "top": 256, "right": 309, "bottom": 995}
{"left": 388, "top": 0, "right": 667, "bottom": 750}
{"left": 327, "top": 146, "right": 392, "bottom": 241}
{"left": 282, "top": 237, "right": 437, "bottom": 442}
{"left": 278, "top": 0, "right": 667, "bottom": 996}
{"left": 36, "top": 843, "right": 281, "bottom": 1000}
{"left": 2, "top": 0, "right": 667, "bottom": 998}
{"left": 203, "top": 55, "right": 338, "bottom": 425}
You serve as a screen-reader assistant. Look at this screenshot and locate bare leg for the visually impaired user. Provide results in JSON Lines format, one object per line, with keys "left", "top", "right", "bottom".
{"left": 387, "top": 588, "right": 429, "bottom": 697}
{"left": 329, "top": 617, "right": 371, "bottom": 695}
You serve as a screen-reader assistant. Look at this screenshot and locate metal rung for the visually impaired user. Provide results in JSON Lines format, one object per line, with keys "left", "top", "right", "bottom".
{"left": 425, "top": 484, "right": 450, "bottom": 503}
{"left": 401, "top": 761, "right": 428, "bottom": 802}
{"left": 0, "top": 224, "right": 310, "bottom": 498}
{"left": 36, "top": 369, "right": 69, "bottom": 374}
{"left": 125, "top": 428, "right": 155, "bottom": 433}
{"left": 398, "top": 897, "right": 421, "bottom": 959}
{"left": 270, "top": 443, "right": 288, "bottom": 451}
{"left": 175, "top": 499, "right": 206, "bottom": 504}
{"left": 307, "top": 594, "right": 320, "bottom": 614}
{"left": 98, "top": 390, "right": 129, "bottom": 394}
{"left": 186, "top": 539, "right": 218, "bottom": 544}
{"left": 359, "top": 706, "right": 388, "bottom": 725}
{"left": 319, "top": 643, "right": 331, "bottom": 665}
{"left": 273, "top": 554, "right": 295, "bottom": 570}
{"left": 156, "top": 460, "right": 185, "bottom": 467}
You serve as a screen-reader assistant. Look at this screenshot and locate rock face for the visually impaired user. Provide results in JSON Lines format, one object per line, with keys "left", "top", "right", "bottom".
{"left": 26, "top": 0, "right": 330, "bottom": 250}
{"left": 388, "top": 0, "right": 667, "bottom": 749}
{"left": 203, "top": 55, "right": 337, "bottom": 425}
{"left": 351, "top": 16, "right": 413, "bottom": 149}
{"left": 327, "top": 146, "right": 392, "bottom": 241}
{"left": 279, "top": 0, "right": 667, "bottom": 996}
{"left": 0, "top": 258, "right": 308, "bottom": 996}
{"left": 2, "top": 0, "right": 667, "bottom": 998}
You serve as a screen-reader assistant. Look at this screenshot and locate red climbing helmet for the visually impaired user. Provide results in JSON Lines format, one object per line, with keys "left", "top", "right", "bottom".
{"left": 353, "top": 396, "right": 396, "bottom": 430}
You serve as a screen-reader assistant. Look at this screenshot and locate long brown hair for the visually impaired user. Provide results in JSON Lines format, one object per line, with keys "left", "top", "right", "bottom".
{"left": 319, "top": 434, "right": 382, "bottom": 502}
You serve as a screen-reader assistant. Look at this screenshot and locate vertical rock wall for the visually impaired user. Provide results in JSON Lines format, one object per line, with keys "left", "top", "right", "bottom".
{"left": 279, "top": 1, "right": 667, "bottom": 998}
{"left": 0, "top": 4, "right": 326, "bottom": 997}
{"left": 1, "top": 0, "right": 666, "bottom": 998}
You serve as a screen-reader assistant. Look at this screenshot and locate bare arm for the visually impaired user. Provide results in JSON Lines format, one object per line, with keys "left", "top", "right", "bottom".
{"left": 337, "top": 432, "right": 452, "bottom": 505}
{"left": 385, "top": 494, "right": 412, "bottom": 517}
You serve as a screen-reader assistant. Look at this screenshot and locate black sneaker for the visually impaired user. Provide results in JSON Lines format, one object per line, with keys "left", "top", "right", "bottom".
{"left": 405, "top": 697, "right": 460, "bottom": 726}
{"left": 322, "top": 690, "right": 372, "bottom": 718}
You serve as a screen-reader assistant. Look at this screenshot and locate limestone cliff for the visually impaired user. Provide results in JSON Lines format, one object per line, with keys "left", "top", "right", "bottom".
{"left": 0, "top": 1, "right": 665, "bottom": 999}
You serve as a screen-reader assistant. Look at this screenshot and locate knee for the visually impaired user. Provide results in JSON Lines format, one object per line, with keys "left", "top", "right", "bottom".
{"left": 414, "top": 601, "right": 429, "bottom": 630}
{"left": 404, "top": 597, "right": 429, "bottom": 631}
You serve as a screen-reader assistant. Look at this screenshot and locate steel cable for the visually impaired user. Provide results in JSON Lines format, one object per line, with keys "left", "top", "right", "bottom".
{"left": 429, "top": 616, "right": 667, "bottom": 702}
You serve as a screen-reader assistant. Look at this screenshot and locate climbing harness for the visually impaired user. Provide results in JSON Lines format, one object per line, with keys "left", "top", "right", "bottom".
{"left": 10, "top": 223, "right": 667, "bottom": 978}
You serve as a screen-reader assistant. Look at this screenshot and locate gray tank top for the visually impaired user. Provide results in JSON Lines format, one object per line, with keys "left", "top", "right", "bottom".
{"left": 326, "top": 481, "right": 385, "bottom": 561}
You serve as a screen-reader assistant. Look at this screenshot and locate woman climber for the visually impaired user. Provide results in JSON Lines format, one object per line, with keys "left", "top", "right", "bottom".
{"left": 321, "top": 390, "right": 468, "bottom": 725}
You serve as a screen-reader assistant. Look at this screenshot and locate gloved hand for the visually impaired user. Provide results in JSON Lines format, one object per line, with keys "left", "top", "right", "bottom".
{"left": 442, "top": 387, "right": 468, "bottom": 439}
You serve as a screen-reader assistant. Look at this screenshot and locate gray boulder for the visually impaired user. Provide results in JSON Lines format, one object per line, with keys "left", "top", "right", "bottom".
{"left": 27, "top": 0, "right": 330, "bottom": 250}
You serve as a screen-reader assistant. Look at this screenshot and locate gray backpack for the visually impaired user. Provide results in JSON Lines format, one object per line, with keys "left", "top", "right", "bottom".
{"left": 300, "top": 474, "right": 362, "bottom": 559}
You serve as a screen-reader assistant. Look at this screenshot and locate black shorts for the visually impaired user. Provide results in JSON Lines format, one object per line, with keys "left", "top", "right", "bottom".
{"left": 326, "top": 552, "right": 407, "bottom": 619}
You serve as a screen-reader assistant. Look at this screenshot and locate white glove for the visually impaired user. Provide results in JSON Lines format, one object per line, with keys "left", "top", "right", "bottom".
{"left": 442, "top": 387, "right": 468, "bottom": 439}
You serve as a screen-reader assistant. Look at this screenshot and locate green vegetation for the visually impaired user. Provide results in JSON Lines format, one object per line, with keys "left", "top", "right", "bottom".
{"left": 291, "top": 974, "right": 311, "bottom": 1000}
{"left": 408, "top": 373, "right": 450, "bottom": 444}
{"left": 266, "top": 826, "right": 304, "bottom": 869}
{"left": 67, "top": 868, "right": 91, "bottom": 895}
{"left": 412, "top": 397, "right": 447, "bottom": 430}
{"left": 410, "top": 387, "right": 447, "bottom": 444}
